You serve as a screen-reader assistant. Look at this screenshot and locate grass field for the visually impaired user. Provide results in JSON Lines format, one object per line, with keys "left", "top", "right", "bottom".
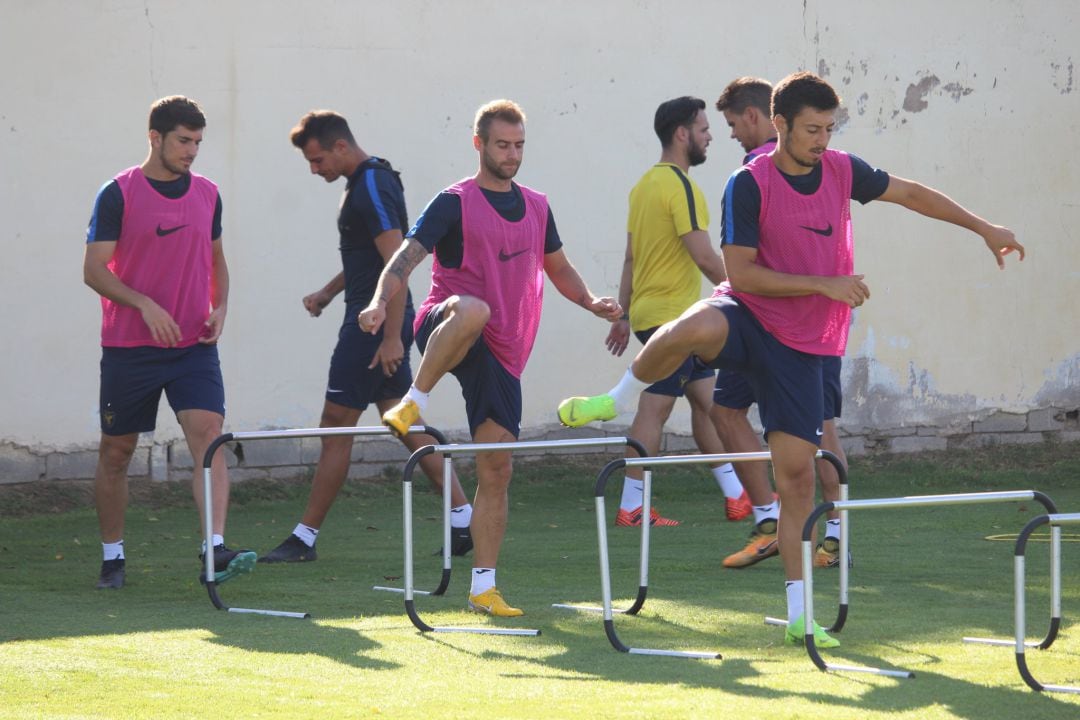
{"left": 2, "top": 443, "right": 1079, "bottom": 719}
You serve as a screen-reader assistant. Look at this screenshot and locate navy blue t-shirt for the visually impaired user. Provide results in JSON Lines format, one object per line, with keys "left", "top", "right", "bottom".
{"left": 339, "top": 157, "right": 413, "bottom": 318}
{"left": 86, "top": 173, "right": 223, "bottom": 242}
{"left": 721, "top": 153, "right": 889, "bottom": 248}
{"left": 407, "top": 183, "right": 563, "bottom": 267}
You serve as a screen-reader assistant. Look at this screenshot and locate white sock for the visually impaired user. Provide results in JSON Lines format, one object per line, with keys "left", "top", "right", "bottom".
{"left": 201, "top": 534, "right": 226, "bottom": 553}
{"left": 619, "top": 476, "right": 645, "bottom": 511}
{"left": 293, "top": 523, "right": 319, "bottom": 547}
{"left": 404, "top": 386, "right": 429, "bottom": 412}
{"left": 824, "top": 518, "right": 840, "bottom": 541}
{"left": 102, "top": 540, "right": 124, "bottom": 562}
{"left": 786, "top": 580, "right": 805, "bottom": 625}
{"left": 471, "top": 567, "right": 496, "bottom": 595}
{"left": 713, "top": 463, "right": 744, "bottom": 499}
{"left": 608, "top": 369, "right": 650, "bottom": 413}
{"left": 450, "top": 504, "right": 473, "bottom": 528}
{"left": 752, "top": 500, "right": 780, "bottom": 525}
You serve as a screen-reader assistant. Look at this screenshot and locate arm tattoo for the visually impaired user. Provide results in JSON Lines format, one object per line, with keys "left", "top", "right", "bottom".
{"left": 388, "top": 240, "right": 428, "bottom": 283}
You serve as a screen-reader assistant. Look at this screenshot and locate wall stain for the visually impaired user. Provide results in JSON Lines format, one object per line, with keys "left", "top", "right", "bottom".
{"left": 942, "top": 82, "right": 974, "bottom": 101}
{"left": 903, "top": 75, "right": 940, "bottom": 112}
{"left": 1050, "top": 58, "right": 1074, "bottom": 94}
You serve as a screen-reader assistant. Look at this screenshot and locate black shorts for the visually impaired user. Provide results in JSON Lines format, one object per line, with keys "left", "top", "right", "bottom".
{"left": 634, "top": 326, "right": 714, "bottom": 397}
{"left": 714, "top": 355, "right": 843, "bottom": 422}
{"left": 325, "top": 315, "right": 414, "bottom": 411}
{"left": 703, "top": 296, "right": 825, "bottom": 446}
{"left": 99, "top": 344, "right": 225, "bottom": 436}
{"left": 415, "top": 301, "right": 522, "bottom": 438}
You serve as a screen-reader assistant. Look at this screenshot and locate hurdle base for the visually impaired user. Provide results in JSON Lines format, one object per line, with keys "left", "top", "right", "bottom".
{"left": 373, "top": 585, "right": 433, "bottom": 596}
{"left": 823, "top": 662, "right": 914, "bottom": 679}
{"left": 430, "top": 626, "right": 541, "bottom": 636}
{"left": 963, "top": 635, "right": 1042, "bottom": 648}
{"left": 227, "top": 607, "right": 311, "bottom": 619}
{"left": 551, "top": 603, "right": 632, "bottom": 614}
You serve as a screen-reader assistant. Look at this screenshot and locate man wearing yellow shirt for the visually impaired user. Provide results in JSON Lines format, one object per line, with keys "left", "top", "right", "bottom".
{"left": 602, "top": 96, "right": 748, "bottom": 526}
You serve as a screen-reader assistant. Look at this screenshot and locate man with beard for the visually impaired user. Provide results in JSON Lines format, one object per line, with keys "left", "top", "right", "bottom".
{"left": 359, "top": 99, "right": 621, "bottom": 616}
{"left": 84, "top": 95, "right": 254, "bottom": 589}
{"left": 600, "top": 96, "right": 747, "bottom": 529}
{"left": 559, "top": 72, "right": 1024, "bottom": 647}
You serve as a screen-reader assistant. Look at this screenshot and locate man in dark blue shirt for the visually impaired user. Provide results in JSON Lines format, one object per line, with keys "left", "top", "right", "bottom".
{"left": 259, "top": 111, "right": 472, "bottom": 564}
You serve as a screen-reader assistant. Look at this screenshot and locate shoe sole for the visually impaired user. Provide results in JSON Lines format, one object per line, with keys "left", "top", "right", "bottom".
{"left": 207, "top": 551, "right": 258, "bottom": 584}
{"left": 723, "top": 543, "right": 779, "bottom": 569}
{"left": 257, "top": 553, "right": 316, "bottom": 564}
{"left": 467, "top": 602, "right": 524, "bottom": 618}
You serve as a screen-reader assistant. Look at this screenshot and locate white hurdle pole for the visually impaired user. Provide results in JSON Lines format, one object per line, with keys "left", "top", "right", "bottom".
{"left": 401, "top": 436, "right": 647, "bottom": 637}
{"left": 200, "top": 424, "right": 447, "bottom": 618}
{"left": 799, "top": 489, "right": 1059, "bottom": 679}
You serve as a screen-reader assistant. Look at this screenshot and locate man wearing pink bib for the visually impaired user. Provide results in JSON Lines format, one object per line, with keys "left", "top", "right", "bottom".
{"left": 84, "top": 96, "right": 254, "bottom": 590}
{"left": 559, "top": 72, "right": 1024, "bottom": 646}
{"left": 360, "top": 100, "right": 621, "bottom": 616}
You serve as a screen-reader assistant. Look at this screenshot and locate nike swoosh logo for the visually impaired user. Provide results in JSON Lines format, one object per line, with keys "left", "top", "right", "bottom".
{"left": 756, "top": 540, "right": 778, "bottom": 556}
{"left": 156, "top": 223, "right": 189, "bottom": 237}
{"left": 498, "top": 248, "right": 529, "bottom": 262}
{"left": 799, "top": 222, "right": 833, "bottom": 237}
{"left": 816, "top": 428, "right": 824, "bottom": 436}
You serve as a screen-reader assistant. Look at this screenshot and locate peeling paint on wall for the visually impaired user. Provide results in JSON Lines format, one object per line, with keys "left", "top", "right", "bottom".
{"left": 942, "top": 82, "right": 974, "bottom": 101}
{"left": 1051, "top": 57, "right": 1074, "bottom": 94}
{"left": 903, "top": 75, "right": 940, "bottom": 112}
{"left": 1033, "top": 353, "right": 1080, "bottom": 407}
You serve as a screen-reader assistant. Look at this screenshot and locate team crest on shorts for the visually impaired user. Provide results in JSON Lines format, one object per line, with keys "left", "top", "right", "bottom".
{"left": 102, "top": 411, "right": 116, "bottom": 428}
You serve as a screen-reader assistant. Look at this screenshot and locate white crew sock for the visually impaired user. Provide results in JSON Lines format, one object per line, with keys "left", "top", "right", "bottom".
{"left": 450, "top": 504, "right": 473, "bottom": 528}
{"left": 404, "top": 386, "right": 430, "bottom": 412}
{"left": 824, "top": 518, "right": 841, "bottom": 541}
{"left": 786, "top": 580, "right": 805, "bottom": 625}
{"left": 293, "top": 523, "right": 319, "bottom": 547}
{"left": 102, "top": 540, "right": 125, "bottom": 562}
{"left": 201, "top": 534, "right": 226, "bottom": 553}
{"left": 471, "top": 567, "right": 496, "bottom": 595}
{"left": 619, "top": 476, "right": 645, "bottom": 511}
{"left": 713, "top": 463, "right": 744, "bottom": 499}
{"left": 752, "top": 500, "right": 780, "bottom": 525}
{"left": 608, "top": 369, "right": 650, "bottom": 413}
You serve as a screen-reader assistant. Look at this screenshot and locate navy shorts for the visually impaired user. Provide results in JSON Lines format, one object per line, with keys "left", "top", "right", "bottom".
{"left": 634, "top": 326, "right": 714, "bottom": 397}
{"left": 325, "top": 314, "right": 414, "bottom": 411}
{"left": 99, "top": 344, "right": 225, "bottom": 436}
{"left": 703, "top": 296, "right": 824, "bottom": 446}
{"left": 713, "top": 368, "right": 756, "bottom": 409}
{"left": 415, "top": 301, "right": 522, "bottom": 438}
{"left": 822, "top": 355, "right": 842, "bottom": 421}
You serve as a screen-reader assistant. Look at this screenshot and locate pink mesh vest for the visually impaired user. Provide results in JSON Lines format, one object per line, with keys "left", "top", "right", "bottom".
{"left": 414, "top": 178, "right": 548, "bottom": 378}
{"left": 731, "top": 149, "right": 854, "bottom": 355}
{"left": 101, "top": 167, "right": 218, "bottom": 347}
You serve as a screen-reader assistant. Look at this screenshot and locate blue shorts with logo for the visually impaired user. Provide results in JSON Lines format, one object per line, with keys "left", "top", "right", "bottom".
{"left": 634, "top": 326, "right": 714, "bottom": 397}
{"left": 703, "top": 296, "right": 824, "bottom": 445}
{"left": 99, "top": 344, "right": 225, "bottom": 436}
{"left": 415, "top": 301, "right": 522, "bottom": 438}
{"left": 326, "top": 311, "right": 414, "bottom": 411}
{"left": 713, "top": 342, "right": 843, "bottom": 421}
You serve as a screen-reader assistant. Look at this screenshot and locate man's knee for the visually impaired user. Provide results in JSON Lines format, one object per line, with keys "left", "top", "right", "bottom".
{"left": 449, "top": 296, "right": 491, "bottom": 330}
{"left": 98, "top": 434, "right": 138, "bottom": 473}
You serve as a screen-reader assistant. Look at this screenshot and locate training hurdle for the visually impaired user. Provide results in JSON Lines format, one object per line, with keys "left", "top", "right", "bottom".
{"left": 399, "top": 436, "right": 646, "bottom": 637}
{"left": 1013, "top": 513, "right": 1079, "bottom": 694}
{"left": 200, "top": 424, "right": 449, "bottom": 618}
{"left": 586, "top": 450, "right": 847, "bottom": 659}
{"left": 799, "top": 490, "right": 1060, "bottom": 679}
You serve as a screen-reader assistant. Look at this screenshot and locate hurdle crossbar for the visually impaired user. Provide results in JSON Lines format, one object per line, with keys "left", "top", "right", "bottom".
{"left": 200, "top": 424, "right": 449, "bottom": 618}
{"left": 1013, "top": 513, "right": 1079, "bottom": 694}
{"left": 799, "top": 490, "right": 1059, "bottom": 679}
{"left": 588, "top": 450, "right": 845, "bottom": 659}
{"left": 400, "top": 436, "right": 646, "bottom": 637}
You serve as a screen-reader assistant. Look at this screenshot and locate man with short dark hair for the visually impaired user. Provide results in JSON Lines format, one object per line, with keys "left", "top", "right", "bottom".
{"left": 602, "top": 96, "right": 748, "bottom": 528}
{"left": 360, "top": 99, "right": 621, "bottom": 616}
{"left": 258, "top": 110, "right": 473, "bottom": 564}
{"left": 84, "top": 95, "right": 253, "bottom": 589}
{"left": 559, "top": 71, "right": 1024, "bottom": 647}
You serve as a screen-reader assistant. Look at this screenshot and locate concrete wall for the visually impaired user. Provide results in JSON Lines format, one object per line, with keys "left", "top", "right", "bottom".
{"left": 1, "top": 1, "right": 1077, "bottom": 482}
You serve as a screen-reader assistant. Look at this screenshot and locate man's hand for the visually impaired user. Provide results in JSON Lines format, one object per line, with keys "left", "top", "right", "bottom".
{"left": 587, "top": 296, "right": 623, "bottom": 322}
{"left": 199, "top": 306, "right": 227, "bottom": 344}
{"left": 370, "top": 335, "right": 404, "bottom": 377}
{"left": 303, "top": 288, "right": 335, "bottom": 317}
{"left": 982, "top": 225, "right": 1025, "bottom": 268}
{"left": 358, "top": 303, "right": 386, "bottom": 335}
{"left": 605, "top": 318, "right": 631, "bottom": 357}
{"left": 820, "top": 275, "right": 871, "bottom": 308}
{"left": 140, "top": 300, "right": 183, "bottom": 347}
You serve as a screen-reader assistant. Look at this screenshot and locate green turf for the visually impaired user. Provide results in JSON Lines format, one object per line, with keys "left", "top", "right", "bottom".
{"left": 1, "top": 443, "right": 1079, "bottom": 719}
